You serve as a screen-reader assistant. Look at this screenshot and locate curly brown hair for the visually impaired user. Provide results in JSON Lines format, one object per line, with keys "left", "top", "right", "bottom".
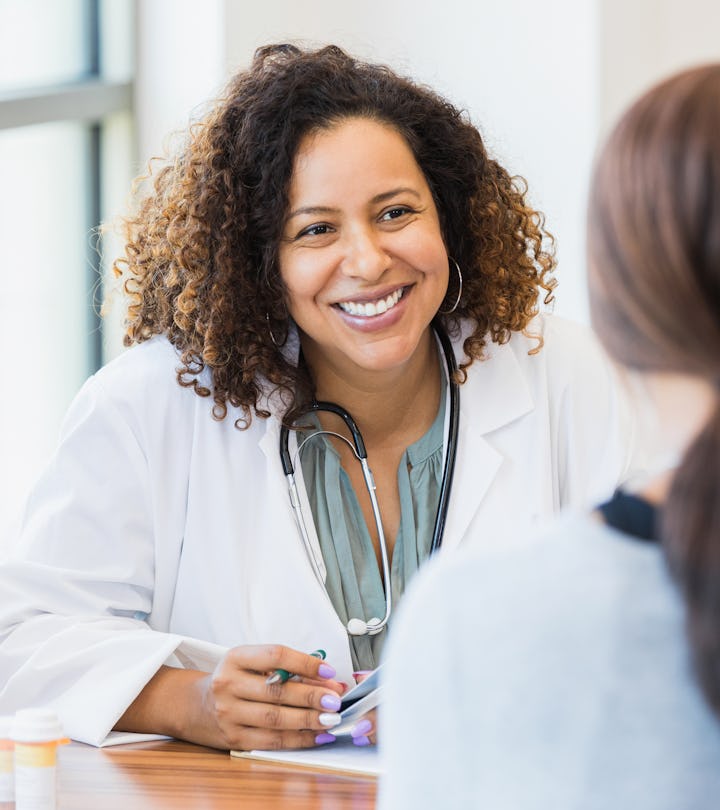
{"left": 113, "top": 43, "right": 556, "bottom": 427}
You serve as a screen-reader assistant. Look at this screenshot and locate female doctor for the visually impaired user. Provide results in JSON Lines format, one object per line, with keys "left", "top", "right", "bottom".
{"left": 0, "top": 44, "right": 634, "bottom": 751}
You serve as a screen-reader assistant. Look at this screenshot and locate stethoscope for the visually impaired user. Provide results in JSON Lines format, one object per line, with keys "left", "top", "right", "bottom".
{"left": 279, "top": 320, "right": 460, "bottom": 637}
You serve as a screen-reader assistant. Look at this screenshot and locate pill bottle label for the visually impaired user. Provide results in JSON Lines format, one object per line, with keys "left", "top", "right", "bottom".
{"left": 14, "top": 746, "right": 58, "bottom": 810}
{"left": 13, "top": 748, "right": 56, "bottom": 771}
{"left": 14, "top": 765, "right": 56, "bottom": 810}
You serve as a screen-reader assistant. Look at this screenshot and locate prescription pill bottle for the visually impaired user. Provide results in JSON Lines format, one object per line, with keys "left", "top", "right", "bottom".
{"left": 11, "top": 710, "right": 68, "bottom": 810}
{"left": 0, "top": 715, "right": 14, "bottom": 809}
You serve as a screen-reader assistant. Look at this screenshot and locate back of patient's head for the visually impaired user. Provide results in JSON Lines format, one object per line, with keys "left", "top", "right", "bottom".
{"left": 587, "top": 64, "right": 720, "bottom": 718}
{"left": 588, "top": 63, "right": 720, "bottom": 375}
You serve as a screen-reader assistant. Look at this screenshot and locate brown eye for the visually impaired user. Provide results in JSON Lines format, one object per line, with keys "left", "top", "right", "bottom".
{"left": 297, "top": 223, "right": 332, "bottom": 238}
{"left": 380, "top": 206, "right": 413, "bottom": 221}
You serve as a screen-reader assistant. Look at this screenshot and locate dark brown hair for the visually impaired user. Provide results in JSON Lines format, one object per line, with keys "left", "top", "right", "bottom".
{"left": 113, "top": 43, "right": 555, "bottom": 426}
{"left": 588, "top": 64, "right": 720, "bottom": 715}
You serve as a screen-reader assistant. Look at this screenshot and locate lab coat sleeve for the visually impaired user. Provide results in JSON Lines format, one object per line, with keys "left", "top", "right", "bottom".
{"left": 0, "top": 374, "right": 224, "bottom": 746}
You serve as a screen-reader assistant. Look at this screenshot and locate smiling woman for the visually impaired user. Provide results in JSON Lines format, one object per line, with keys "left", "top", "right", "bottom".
{"left": 279, "top": 119, "right": 448, "bottom": 380}
{"left": 0, "top": 44, "right": 639, "bottom": 753}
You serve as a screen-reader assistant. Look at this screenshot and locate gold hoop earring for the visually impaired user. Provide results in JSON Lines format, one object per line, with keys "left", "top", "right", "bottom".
{"left": 438, "top": 258, "right": 463, "bottom": 315}
{"left": 266, "top": 313, "right": 287, "bottom": 348}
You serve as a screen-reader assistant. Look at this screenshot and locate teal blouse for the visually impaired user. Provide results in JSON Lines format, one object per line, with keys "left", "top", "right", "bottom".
{"left": 299, "top": 370, "right": 447, "bottom": 670}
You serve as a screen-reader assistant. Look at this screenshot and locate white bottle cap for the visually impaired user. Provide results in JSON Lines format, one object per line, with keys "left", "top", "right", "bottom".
{"left": 11, "top": 709, "right": 65, "bottom": 743}
{"left": 0, "top": 715, "right": 13, "bottom": 739}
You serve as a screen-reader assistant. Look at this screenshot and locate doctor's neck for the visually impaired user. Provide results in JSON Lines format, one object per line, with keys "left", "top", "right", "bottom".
{"left": 300, "top": 330, "right": 442, "bottom": 446}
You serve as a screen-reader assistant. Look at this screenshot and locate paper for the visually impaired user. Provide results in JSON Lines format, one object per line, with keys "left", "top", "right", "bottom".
{"left": 334, "top": 688, "right": 381, "bottom": 736}
{"left": 98, "top": 731, "right": 172, "bottom": 747}
{"left": 231, "top": 737, "right": 382, "bottom": 775}
{"left": 340, "top": 664, "right": 382, "bottom": 710}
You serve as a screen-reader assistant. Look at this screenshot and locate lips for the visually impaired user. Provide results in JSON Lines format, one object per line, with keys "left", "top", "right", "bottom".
{"left": 336, "top": 287, "right": 406, "bottom": 318}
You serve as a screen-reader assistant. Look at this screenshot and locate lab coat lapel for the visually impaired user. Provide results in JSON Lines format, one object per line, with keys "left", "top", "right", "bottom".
{"left": 257, "top": 324, "right": 328, "bottom": 579}
{"left": 258, "top": 413, "right": 327, "bottom": 581}
{"left": 439, "top": 334, "right": 535, "bottom": 551}
{"left": 258, "top": 323, "right": 536, "bottom": 558}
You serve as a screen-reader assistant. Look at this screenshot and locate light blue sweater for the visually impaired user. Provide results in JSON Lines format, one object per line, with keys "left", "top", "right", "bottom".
{"left": 380, "top": 512, "right": 720, "bottom": 809}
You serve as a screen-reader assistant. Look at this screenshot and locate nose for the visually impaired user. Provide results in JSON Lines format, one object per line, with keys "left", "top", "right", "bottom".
{"left": 340, "top": 226, "right": 390, "bottom": 282}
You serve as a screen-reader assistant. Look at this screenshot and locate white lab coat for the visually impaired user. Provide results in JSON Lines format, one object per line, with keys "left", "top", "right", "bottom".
{"left": 0, "top": 315, "right": 635, "bottom": 745}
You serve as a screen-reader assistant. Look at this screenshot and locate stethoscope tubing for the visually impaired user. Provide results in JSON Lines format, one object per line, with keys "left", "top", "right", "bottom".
{"left": 279, "top": 320, "right": 459, "bottom": 635}
{"left": 429, "top": 319, "right": 460, "bottom": 553}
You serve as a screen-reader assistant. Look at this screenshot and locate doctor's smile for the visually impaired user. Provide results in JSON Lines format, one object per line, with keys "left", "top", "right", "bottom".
{"left": 335, "top": 285, "right": 407, "bottom": 319}
{"left": 331, "top": 284, "right": 412, "bottom": 334}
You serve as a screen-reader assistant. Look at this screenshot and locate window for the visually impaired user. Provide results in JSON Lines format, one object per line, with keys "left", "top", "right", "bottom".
{"left": 0, "top": 0, "right": 134, "bottom": 544}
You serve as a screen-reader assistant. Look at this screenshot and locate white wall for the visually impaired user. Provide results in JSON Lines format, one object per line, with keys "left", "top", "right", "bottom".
{"left": 600, "top": 0, "right": 720, "bottom": 134}
{"left": 135, "top": 0, "right": 225, "bottom": 168}
{"left": 133, "top": 0, "right": 720, "bottom": 324}
{"left": 222, "top": 0, "right": 597, "bottom": 321}
{"left": 100, "top": 0, "right": 228, "bottom": 360}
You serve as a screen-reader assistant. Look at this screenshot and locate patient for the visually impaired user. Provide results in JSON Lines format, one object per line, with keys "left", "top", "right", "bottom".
{"left": 379, "top": 63, "right": 720, "bottom": 809}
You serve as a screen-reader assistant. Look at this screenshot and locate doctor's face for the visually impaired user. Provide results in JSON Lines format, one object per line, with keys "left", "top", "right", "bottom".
{"left": 278, "top": 117, "right": 449, "bottom": 380}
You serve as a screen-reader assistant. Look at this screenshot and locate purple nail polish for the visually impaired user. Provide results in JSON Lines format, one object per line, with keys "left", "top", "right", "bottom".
{"left": 320, "top": 693, "right": 341, "bottom": 711}
{"left": 351, "top": 718, "right": 372, "bottom": 738}
{"left": 353, "top": 735, "right": 371, "bottom": 747}
{"left": 315, "top": 733, "right": 336, "bottom": 745}
{"left": 318, "top": 663, "right": 336, "bottom": 679}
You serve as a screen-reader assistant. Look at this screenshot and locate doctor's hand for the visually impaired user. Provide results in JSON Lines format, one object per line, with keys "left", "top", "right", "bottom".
{"left": 115, "top": 645, "right": 346, "bottom": 751}
{"left": 349, "top": 671, "right": 377, "bottom": 747}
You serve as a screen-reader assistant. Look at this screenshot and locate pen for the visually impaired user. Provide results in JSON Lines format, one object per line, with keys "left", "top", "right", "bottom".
{"left": 266, "top": 649, "right": 326, "bottom": 685}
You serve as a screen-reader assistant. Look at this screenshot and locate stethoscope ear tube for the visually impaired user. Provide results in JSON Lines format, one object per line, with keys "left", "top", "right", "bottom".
{"left": 311, "top": 400, "right": 368, "bottom": 459}
{"left": 430, "top": 320, "right": 460, "bottom": 554}
{"left": 279, "top": 425, "right": 294, "bottom": 475}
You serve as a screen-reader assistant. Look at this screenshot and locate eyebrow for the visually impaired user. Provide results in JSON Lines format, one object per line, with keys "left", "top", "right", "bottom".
{"left": 285, "top": 187, "right": 422, "bottom": 221}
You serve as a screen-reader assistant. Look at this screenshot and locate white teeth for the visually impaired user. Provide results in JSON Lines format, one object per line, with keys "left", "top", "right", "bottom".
{"left": 338, "top": 288, "right": 404, "bottom": 317}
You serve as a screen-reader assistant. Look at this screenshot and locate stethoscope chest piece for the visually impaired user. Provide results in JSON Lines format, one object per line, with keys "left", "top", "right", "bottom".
{"left": 347, "top": 616, "right": 385, "bottom": 636}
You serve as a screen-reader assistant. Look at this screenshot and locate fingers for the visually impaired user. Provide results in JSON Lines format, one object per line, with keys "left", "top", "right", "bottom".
{"left": 219, "top": 691, "right": 342, "bottom": 732}
{"left": 293, "top": 676, "right": 349, "bottom": 695}
{"left": 228, "top": 644, "right": 337, "bottom": 684}
{"left": 215, "top": 667, "right": 343, "bottom": 709}
{"left": 229, "top": 727, "right": 329, "bottom": 752}
{"left": 203, "top": 644, "right": 347, "bottom": 750}
{"left": 350, "top": 709, "right": 377, "bottom": 747}
{"left": 343, "top": 670, "right": 376, "bottom": 746}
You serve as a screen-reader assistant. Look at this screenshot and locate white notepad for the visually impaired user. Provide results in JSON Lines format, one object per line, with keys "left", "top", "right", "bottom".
{"left": 230, "top": 736, "right": 382, "bottom": 775}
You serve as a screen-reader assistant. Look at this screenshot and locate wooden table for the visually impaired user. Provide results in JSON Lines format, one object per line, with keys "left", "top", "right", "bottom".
{"left": 57, "top": 740, "right": 377, "bottom": 809}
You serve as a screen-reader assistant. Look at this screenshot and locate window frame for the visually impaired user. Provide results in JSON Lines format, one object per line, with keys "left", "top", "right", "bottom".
{"left": 0, "top": 0, "right": 134, "bottom": 372}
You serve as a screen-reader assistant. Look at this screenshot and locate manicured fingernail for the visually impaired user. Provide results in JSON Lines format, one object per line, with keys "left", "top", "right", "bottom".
{"left": 315, "top": 733, "right": 336, "bottom": 745}
{"left": 320, "top": 693, "right": 341, "bottom": 711}
{"left": 351, "top": 718, "right": 372, "bottom": 738}
{"left": 318, "top": 663, "right": 336, "bottom": 679}
{"left": 353, "top": 735, "right": 371, "bottom": 747}
{"left": 352, "top": 670, "right": 371, "bottom": 679}
{"left": 319, "top": 712, "right": 341, "bottom": 728}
